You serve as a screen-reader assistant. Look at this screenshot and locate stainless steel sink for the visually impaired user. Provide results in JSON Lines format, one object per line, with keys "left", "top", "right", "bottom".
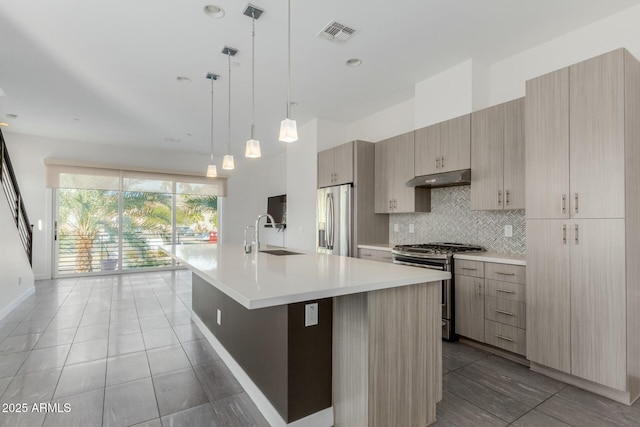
{"left": 260, "top": 249, "right": 303, "bottom": 256}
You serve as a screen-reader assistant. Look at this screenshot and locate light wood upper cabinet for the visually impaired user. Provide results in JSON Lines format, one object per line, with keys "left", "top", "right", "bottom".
{"left": 455, "top": 275, "right": 485, "bottom": 343}
{"left": 415, "top": 115, "right": 470, "bottom": 176}
{"left": 374, "top": 132, "right": 430, "bottom": 214}
{"left": 526, "top": 49, "right": 625, "bottom": 219}
{"left": 525, "top": 69, "right": 570, "bottom": 219}
{"left": 526, "top": 219, "right": 571, "bottom": 374}
{"left": 569, "top": 50, "right": 625, "bottom": 219}
{"left": 471, "top": 98, "right": 525, "bottom": 211}
{"left": 317, "top": 141, "right": 354, "bottom": 188}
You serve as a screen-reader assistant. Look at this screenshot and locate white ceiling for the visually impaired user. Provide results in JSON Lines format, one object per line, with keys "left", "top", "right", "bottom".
{"left": 1, "top": 0, "right": 639, "bottom": 159}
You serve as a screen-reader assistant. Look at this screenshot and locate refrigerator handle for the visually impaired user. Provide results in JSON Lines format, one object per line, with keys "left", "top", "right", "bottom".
{"left": 326, "top": 193, "right": 333, "bottom": 250}
{"left": 328, "top": 193, "right": 335, "bottom": 250}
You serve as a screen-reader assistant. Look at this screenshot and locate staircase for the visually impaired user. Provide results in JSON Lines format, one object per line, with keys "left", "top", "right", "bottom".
{"left": 0, "top": 130, "right": 33, "bottom": 265}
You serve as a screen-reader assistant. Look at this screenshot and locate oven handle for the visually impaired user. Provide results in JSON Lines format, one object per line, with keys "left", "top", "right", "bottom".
{"left": 393, "top": 260, "right": 446, "bottom": 271}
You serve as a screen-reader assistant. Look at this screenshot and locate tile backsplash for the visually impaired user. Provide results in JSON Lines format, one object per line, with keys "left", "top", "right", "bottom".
{"left": 389, "top": 186, "right": 526, "bottom": 254}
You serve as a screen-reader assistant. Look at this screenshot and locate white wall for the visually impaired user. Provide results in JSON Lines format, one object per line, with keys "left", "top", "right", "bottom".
{"left": 285, "top": 120, "right": 318, "bottom": 251}
{"left": 0, "top": 190, "right": 35, "bottom": 317}
{"left": 489, "top": 4, "right": 640, "bottom": 105}
{"left": 346, "top": 98, "right": 415, "bottom": 143}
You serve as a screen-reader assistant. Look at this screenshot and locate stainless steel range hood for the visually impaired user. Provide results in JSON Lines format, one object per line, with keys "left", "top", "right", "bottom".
{"left": 406, "top": 169, "right": 471, "bottom": 188}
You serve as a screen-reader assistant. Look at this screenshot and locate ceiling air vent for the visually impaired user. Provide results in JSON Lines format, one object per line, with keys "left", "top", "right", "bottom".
{"left": 317, "top": 20, "right": 357, "bottom": 44}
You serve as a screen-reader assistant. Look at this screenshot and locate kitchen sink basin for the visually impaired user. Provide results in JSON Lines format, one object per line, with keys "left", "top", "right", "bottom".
{"left": 260, "top": 249, "right": 303, "bottom": 256}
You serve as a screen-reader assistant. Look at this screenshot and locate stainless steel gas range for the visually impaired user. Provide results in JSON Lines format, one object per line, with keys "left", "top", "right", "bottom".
{"left": 391, "top": 243, "right": 485, "bottom": 340}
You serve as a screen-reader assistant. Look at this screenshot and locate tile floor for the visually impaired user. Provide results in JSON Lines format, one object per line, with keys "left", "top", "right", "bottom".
{"left": 0, "top": 270, "right": 268, "bottom": 427}
{"left": 2, "top": 270, "right": 639, "bottom": 427}
{"left": 437, "top": 341, "right": 640, "bottom": 426}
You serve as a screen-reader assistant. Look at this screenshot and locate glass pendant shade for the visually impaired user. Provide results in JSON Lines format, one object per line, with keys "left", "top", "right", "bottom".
{"left": 206, "top": 164, "right": 218, "bottom": 177}
{"left": 222, "top": 154, "right": 235, "bottom": 170}
{"left": 279, "top": 118, "right": 298, "bottom": 143}
{"left": 245, "top": 139, "right": 261, "bottom": 158}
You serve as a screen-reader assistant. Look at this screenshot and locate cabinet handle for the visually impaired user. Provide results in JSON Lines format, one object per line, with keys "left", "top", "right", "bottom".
{"left": 461, "top": 267, "right": 477, "bottom": 271}
{"left": 389, "top": 200, "right": 392, "bottom": 210}
{"left": 497, "top": 190, "right": 502, "bottom": 206}
{"left": 362, "top": 254, "right": 372, "bottom": 257}
{"left": 575, "top": 224, "right": 579, "bottom": 244}
{"left": 505, "top": 190, "right": 510, "bottom": 206}
{"left": 441, "top": 156, "right": 445, "bottom": 168}
{"left": 561, "top": 194, "right": 566, "bottom": 214}
{"left": 496, "top": 289, "right": 515, "bottom": 294}
{"left": 574, "top": 193, "right": 579, "bottom": 214}
{"left": 435, "top": 157, "right": 439, "bottom": 169}
{"left": 393, "top": 200, "right": 397, "bottom": 209}
{"left": 495, "top": 309, "right": 514, "bottom": 316}
{"left": 496, "top": 334, "right": 514, "bottom": 342}
{"left": 562, "top": 224, "right": 567, "bottom": 244}
{"left": 495, "top": 271, "right": 515, "bottom": 276}
{"left": 478, "top": 283, "right": 482, "bottom": 297}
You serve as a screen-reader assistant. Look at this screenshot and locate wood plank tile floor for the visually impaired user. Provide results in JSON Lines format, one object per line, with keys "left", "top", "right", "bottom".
{"left": 437, "top": 341, "right": 640, "bottom": 426}
{"left": 0, "top": 271, "right": 268, "bottom": 427}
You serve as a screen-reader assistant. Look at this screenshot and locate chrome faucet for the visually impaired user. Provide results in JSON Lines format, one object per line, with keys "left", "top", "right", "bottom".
{"left": 255, "top": 213, "right": 276, "bottom": 251}
{"left": 244, "top": 225, "right": 255, "bottom": 253}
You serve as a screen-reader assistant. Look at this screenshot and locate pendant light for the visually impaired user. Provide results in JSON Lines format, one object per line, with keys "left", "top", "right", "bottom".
{"left": 278, "top": 0, "right": 298, "bottom": 143}
{"left": 222, "top": 47, "right": 237, "bottom": 170}
{"left": 206, "top": 73, "right": 219, "bottom": 177}
{"left": 244, "top": 5, "right": 263, "bottom": 158}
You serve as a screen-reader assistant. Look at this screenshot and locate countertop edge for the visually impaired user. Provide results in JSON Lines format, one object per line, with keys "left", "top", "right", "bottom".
{"left": 454, "top": 253, "right": 526, "bottom": 266}
{"left": 357, "top": 244, "right": 393, "bottom": 251}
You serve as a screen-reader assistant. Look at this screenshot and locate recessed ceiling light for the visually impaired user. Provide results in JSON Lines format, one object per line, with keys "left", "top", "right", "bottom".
{"left": 176, "top": 76, "right": 192, "bottom": 83}
{"left": 204, "top": 5, "right": 225, "bottom": 18}
{"left": 6, "top": 114, "right": 17, "bottom": 119}
{"left": 73, "top": 118, "right": 80, "bottom": 121}
{"left": 0, "top": 122, "right": 9, "bottom": 127}
{"left": 346, "top": 58, "right": 362, "bottom": 67}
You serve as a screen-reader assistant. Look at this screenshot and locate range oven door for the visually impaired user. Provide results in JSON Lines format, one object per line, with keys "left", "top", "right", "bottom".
{"left": 392, "top": 256, "right": 454, "bottom": 340}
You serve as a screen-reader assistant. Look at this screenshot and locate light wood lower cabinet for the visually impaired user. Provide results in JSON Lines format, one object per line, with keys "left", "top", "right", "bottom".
{"left": 358, "top": 248, "right": 393, "bottom": 263}
{"left": 454, "top": 275, "right": 485, "bottom": 342}
{"left": 455, "top": 260, "right": 527, "bottom": 356}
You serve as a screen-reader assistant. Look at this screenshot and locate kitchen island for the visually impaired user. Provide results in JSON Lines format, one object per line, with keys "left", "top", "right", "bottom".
{"left": 163, "top": 244, "right": 449, "bottom": 427}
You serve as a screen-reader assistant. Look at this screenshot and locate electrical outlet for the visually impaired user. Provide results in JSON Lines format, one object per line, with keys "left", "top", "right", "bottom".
{"left": 504, "top": 225, "right": 513, "bottom": 238}
{"left": 409, "top": 224, "right": 415, "bottom": 234}
{"left": 393, "top": 223, "right": 399, "bottom": 233}
{"left": 305, "top": 303, "right": 319, "bottom": 327}
{"left": 217, "top": 309, "right": 222, "bottom": 325}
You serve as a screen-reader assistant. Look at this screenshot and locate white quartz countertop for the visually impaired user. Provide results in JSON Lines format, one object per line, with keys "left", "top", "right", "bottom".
{"left": 357, "top": 243, "right": 393, "bottom": 251}
{"left": 454, "top": 252, "right": 526, "bottom": 266}
{"left": 162, "top": 244, "right": 449, "bottom": 309}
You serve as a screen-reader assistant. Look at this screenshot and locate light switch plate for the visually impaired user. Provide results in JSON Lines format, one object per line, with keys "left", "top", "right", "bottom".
{"left": 217, "top": 309, "right": 222, "bottom": 325}
{"left": 409, "top": 224, "right": 415, "bottom": 234}
{"left": 305, "top": 303, "right": 319, "bottom": 327}
{"left": 393, "top": 223, "right": 399, "bottom": 233}
{"left": 504, "top": 225, "right": 513, "bottom": 238}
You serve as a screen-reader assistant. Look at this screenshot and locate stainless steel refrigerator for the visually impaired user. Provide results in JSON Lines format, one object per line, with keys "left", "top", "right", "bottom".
{"left": 316, "top": 184, "right": 353, "bottom": 256}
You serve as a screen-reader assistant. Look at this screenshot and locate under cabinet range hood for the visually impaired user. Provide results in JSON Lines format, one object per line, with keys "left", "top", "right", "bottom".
{"left": 406, "top": 169, "right": 471, "bottom": 188}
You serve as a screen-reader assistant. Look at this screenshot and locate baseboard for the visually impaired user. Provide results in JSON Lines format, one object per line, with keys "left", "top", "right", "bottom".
{"left": 458, "top": 337, "right": 529, "bottom": 366}
{"left": 530, "top": 362, "right": 634, "bottom": 405}
{"left": 0, "top": 286, "right": 35, "bottom": 322}
{"left": 35, "top": 273, "right": 50, "bottom": 281}
{"left": 191, "top": 312, "right": 334, "bottom": 427}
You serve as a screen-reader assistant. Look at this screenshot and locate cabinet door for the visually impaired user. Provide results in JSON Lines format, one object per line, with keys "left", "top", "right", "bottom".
{"left": 374, "top": 141, "right": 391, "bottom": 213}
{"left": 569, "top": 50, "right": 625, "bottom": 219}
{"left": 525, "top": 69, "right": 570, "bottom": 219}
{"left": 333, "top": 142, "right": 354, "bottom": 186}
{"left": 526, "top": 220, "right": 571, "bottom": 373}
{"left": 414, "top": 123, "right": 440, "bottom": 176}
{"left": 471, "top": 104, "right": 504, "bottom": 210}
{"left": 317, "top": 149, "right": 334, "bottom": 188}
{"left": 570, "top": 219, "right": 626, "bottom": 390}
{"left": 440, "top": 114, "right": 471, "bottom": 173}
{"left": 503, "top": 98, "right": 525, "bottom": 210}
{"left": 455, "top": 275, "right": 485, "bottom": 342}
{"left": 392, "top": 132, "right": 417, "bottom": 213}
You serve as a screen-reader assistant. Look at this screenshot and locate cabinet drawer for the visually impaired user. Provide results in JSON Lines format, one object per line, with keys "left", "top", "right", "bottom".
{"left": 358, "top": 248, "right": 393, "bottom": 263}
{"left": 485, "top": 263, "right": 526, "bottom": 284}
{"left": 485, "top": 279, "right": 526, "bottom": 302}
{"left": 485, "top": 296, "right": 526, "bottom": 329}
{"left": 454, "top": 260, "right": 484, "bottom": 278}
{"left": 485, "top": 320, "right": 526, "bottom": 356}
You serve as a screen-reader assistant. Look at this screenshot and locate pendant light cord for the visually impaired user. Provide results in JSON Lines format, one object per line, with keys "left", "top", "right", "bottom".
{"left": 228, "top": 52, "right": 232, "bottom": 154}
{"left": 286, "top": 0, "right": 291, "bottom": 119}
{"left": 250, "top": 12, "right": 256, "bottom": 140}
{"left": 210, "top": 77, "right": 214, "bottom": 162}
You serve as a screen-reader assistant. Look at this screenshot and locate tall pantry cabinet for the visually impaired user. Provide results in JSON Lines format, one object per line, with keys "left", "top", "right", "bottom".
{"left": 525, "top": 48, "right": 640, "bottom": 404}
